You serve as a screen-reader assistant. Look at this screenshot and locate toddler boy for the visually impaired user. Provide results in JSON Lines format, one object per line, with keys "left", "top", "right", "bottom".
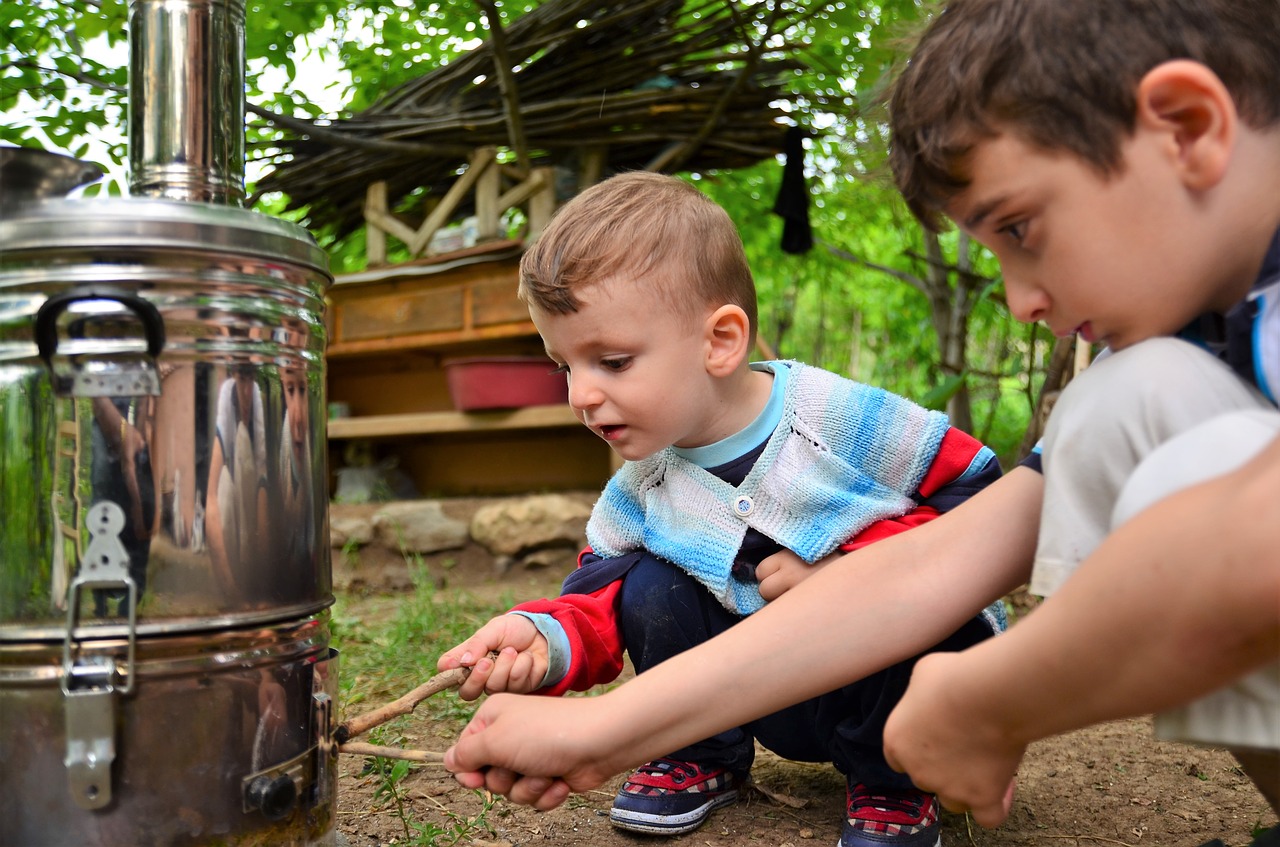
{"left": 439, "top": 171, "right": 1005, "bottom": 846}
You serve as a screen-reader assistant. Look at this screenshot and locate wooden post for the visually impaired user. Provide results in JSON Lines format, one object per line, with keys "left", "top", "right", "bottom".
{"left": 526, "top": 166, "right": 556, "bottom": 241}
{"left": 364, "top": 181, "right": 389, "bottom": 266}
{"left": 1074, "top": 337, "right": 1094, "bottom": 376}
{"left": 475, "top": 146, "right": 501, "bottom": 241}
{"left": 579, "top": 145, "right": 606, "bottom": 191}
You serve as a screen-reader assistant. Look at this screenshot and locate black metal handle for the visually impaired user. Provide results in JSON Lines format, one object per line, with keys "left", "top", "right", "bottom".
{"left": 34, "top": 291, "right": 166, "bottom": 366}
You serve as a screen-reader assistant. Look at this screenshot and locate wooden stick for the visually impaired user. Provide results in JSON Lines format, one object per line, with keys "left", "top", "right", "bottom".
{"left": 339, "top": 741, "right": 447, "bottom": 764}
{"left": 335, "top": 666, "right": 470, "bottom": 743}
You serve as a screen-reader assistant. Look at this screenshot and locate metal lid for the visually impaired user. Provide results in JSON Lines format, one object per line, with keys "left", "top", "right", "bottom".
{"left": 0, "top": 196, "right": 330, "bottom": 275}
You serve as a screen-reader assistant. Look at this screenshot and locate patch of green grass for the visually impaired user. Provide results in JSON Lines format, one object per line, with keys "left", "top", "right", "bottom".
{"left": 339, "top": 535, "right": 362, "bottom": 570}
{"left": 402, "top": 793, "right": 498, "bottom": 846}
{"left": 333, "top": 560, "right": 513, "bottom": 845}
{"left": 357, "top": 730, "right": 497, "bottom": 846}
{"left": 332, "top": 561, "right": 507, "bottom": 728}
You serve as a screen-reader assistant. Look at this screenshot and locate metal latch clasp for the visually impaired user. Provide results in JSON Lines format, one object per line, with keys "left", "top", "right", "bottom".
{"left": 63, "top": 662, "right": 120, "bottom": 810}
{"left": 61, "top": 501, "right": 139, "bottom": 810}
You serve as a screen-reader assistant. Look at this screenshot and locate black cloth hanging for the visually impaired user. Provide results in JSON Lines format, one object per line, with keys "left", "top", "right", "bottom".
{"left": 772, "top": 125, "right": 813, "bottom": 254}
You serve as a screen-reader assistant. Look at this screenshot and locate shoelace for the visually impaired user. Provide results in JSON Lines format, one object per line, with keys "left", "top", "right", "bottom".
{"left": 636, "top": 758, "right": 702, "bottom": 779}
{"left": 848, "top": 786, "right": 927, "bottom": 818}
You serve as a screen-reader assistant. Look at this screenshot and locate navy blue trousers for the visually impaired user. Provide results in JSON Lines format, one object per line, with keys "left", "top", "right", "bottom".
{"left": 618, "top": 553, "right": 995, "bottom": 789}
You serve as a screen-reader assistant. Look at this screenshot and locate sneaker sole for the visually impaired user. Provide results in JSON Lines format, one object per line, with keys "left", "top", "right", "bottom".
{"left": 836, "top": 835, "right": 941, "bottom": 847}
{"left": 609, "top": 789, "right": 740, "bottom": 835}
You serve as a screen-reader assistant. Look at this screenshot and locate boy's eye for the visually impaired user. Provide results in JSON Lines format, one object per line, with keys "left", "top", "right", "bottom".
{"left": 548, "top": 363, "right": 569, "bottom": 376}
{"left": 999, "top": 220, "right": 1028, "bottom": 244}
{"left": 600, "top": 357, "right": 631, "bottom": 372}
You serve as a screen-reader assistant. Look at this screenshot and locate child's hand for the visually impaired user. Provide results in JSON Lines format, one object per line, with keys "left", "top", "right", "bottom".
{"left": 438, "top": 615, "right": 549, "bottom": 700}
{"left": 445, "top": 692, "right": 623, "bottom": 810}
{"left": 883, "top": 651, "right": 1021, "bottom": 827}
{"left": 755, "top": 549, "right": 836, "bottom": 601}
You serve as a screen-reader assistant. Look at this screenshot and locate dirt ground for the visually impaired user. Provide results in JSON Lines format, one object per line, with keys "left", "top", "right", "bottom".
{"left": 332, "top": 557, "right": 1277, "bottom": 847}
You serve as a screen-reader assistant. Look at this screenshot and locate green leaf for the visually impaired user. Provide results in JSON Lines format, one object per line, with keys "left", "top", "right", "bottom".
{"left": 918, "top": 373, "right": 968, "bottom": 412}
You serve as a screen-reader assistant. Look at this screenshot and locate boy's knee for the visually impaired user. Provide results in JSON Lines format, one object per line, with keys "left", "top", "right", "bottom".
{"left": 618, "top": 555, "right": 695, "bottom": 622}
{"left": 1114, "top": 409, "right": 1280, "bottom": 526}
{"left": 1044, "top": 338, "right": 1267, "bottom": 468}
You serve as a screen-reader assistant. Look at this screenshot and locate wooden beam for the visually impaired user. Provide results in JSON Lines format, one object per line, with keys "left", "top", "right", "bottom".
{"left": 496, "top": 169, "right": 547, "bottom": 211}
{"left": 326, "top": 319, "right": 541, "bottom": 358}
{"left": 327, "top": 404, "right": 579, "bottom": 440}
{"left": 475, "top": 146, "right": 502, "bottom": 241}
{"left": 526, "top": 166, "right": 556, "bottom": 241}
{"left": 579, "top": 145, "right": 606, "bottom": 190}
{"left": 409, "top": 147, "right": 498, "bottom": 255}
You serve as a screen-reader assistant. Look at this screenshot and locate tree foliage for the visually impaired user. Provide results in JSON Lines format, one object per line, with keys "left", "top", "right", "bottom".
{"left": 3, "top": 0, "right": 1053, "bottom": 462}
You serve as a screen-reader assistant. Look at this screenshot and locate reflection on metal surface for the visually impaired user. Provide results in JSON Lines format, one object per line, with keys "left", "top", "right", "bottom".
{"left": 0, "top": 618, "right": 337, "bottom": 844}
{"left": 0, "top": 199, "right": 333, "bottom": 640}
{"left": 0, "top": 145, "right": 104, "bottom": 202}
{"left": 1, "top": 0, "right": 339, "bottom": 840}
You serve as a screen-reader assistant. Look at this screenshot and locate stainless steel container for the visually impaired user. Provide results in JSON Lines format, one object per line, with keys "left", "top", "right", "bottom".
{"left": 0, "top": 0, "right": 340, "bottom": 842}
{"left": 0, "top": 196, "right": 333, "bottom": 639}
{"left": 0, "top": 619, "right": 338, "bottom": 845}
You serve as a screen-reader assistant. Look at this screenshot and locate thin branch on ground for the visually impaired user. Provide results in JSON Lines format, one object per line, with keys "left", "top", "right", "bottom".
{"left": 339, "top": 741, "right": 447, "bottom": 763}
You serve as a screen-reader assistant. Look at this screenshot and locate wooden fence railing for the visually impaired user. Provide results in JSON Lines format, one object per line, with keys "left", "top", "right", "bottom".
{"left": 361, "top": 146, "right": 556, "bottom": 265}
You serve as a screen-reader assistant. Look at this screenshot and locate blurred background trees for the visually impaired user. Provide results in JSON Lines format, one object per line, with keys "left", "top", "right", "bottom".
{"left": 3, "top": 0, "right": 1059, "bottom": 462}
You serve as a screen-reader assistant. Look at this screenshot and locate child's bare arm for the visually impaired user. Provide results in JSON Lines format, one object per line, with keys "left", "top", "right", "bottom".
{"left": 438, "top": 615, "right": 549, "bottom": 700}
{"left": 445, "top": 467, "right": 1044, "bottom": 806}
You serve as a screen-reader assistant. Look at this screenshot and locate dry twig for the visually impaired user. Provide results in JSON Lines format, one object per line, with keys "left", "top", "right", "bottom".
{"left": 335, "top": 666, "right": 470, "bottom": 744}
{"left": 339, "top": 741, "right": 447, "bottom": 764}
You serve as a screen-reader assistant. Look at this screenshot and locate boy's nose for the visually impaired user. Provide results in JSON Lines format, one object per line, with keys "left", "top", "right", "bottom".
{"left": 567, "top": 373, "right": 602, "bottom": 411}
{"left": 1004, "top": 276, "right": 1051, "bottom": 324}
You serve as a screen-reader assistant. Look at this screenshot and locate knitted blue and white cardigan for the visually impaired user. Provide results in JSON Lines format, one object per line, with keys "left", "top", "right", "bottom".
{"left": 586, "top": 361, "right": 951, "bottom": 615}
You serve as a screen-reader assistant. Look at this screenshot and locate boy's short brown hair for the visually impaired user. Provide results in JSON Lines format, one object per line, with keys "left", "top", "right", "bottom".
{"left": 519, "top": 171, "right": 758, "bottom": 341}
{"left": 889, "top": 0, "right": 1280, "bottom": 230}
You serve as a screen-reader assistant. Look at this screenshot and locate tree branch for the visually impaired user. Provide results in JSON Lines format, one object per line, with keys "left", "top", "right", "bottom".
{"left": 818, "top": 238, "right": 928, "bottom": 294}
{"left": 666, "top": 1, "right": 778, "bottom": 172}
{"left": 246, "top": 103, "right": 474, "bottom": 157}
{"left": 4, "top": 59, "right": 124, "bottom": 93}
{"left": 476, "top": 0, "right": 530, "bottom": 171}
{"left": 338, "top": 742, "right": 447, "bottom": 764}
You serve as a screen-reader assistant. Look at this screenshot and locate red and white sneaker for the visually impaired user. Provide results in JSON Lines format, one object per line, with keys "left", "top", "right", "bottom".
{"left": 609, "top": 758, "right": 741, "bottom": 835}
{"left": 839, "top": 782, "right": 941, "bottom": 847}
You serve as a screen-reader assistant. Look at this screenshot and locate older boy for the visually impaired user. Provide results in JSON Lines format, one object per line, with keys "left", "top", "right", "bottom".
{"left": 438, "top": 171, "right": 1004, "bottom": 845}
{"left": 879, "top": 0, "right": 1280, "bottom": 828}
{"left": 444, "top": 0, "right": 1280, "bottom": 836}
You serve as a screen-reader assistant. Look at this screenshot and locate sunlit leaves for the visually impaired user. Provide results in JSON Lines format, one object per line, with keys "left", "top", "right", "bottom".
{"left": 6, "top": 0, "right": 1038, "bottom": 458}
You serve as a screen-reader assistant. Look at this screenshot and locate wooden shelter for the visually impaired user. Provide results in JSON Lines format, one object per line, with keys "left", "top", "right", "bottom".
{"left": 253, "top": 0, "right": 811, "bottom": 497}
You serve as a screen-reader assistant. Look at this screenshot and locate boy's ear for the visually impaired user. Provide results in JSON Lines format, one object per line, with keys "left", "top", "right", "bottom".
{"left": 1136, "top": 60, "right": 1236, "bottom": 191}
{"left": 703, "top": 304, "right": 752, "bottom": 377}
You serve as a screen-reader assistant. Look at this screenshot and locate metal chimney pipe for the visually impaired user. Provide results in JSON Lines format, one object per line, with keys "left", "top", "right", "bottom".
{"left": 127, "top": 0, "right": 246, "bottom": 204}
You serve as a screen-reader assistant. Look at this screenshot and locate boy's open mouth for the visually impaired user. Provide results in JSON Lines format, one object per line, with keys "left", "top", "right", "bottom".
{"left": 598, "top": 424, "right": 624, "bottom": 440}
